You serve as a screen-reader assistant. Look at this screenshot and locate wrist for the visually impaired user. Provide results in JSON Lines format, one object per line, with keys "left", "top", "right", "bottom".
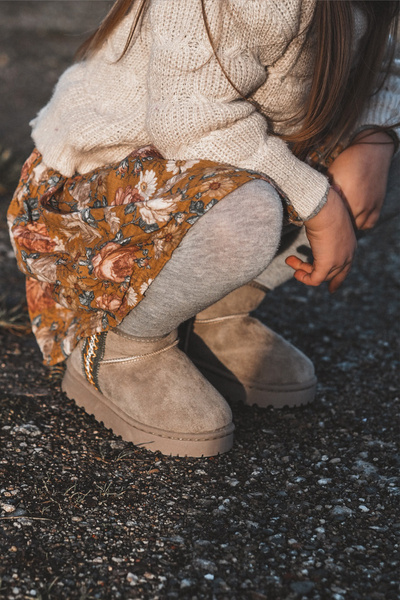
{"left": 305, "top": 187, "right": 344, "bottom": 230}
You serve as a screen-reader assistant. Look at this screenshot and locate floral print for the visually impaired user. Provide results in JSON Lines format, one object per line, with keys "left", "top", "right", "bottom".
{"left": 8, "top": 146, "right": 285, "bottom": 365}
{"left": 13, "top": 222, "right": 58, "bottom": 253}
{"left": 138, "top": 194, "right": 180, "bottom": 225}
{"left": 92, "top": 242, "right": 140, "bottom": 283}
{"left": 136, "top": 169, "right": 158, "bottom": 200}
{"left": 165, "top": 159, "right": 200, "bottom": 175}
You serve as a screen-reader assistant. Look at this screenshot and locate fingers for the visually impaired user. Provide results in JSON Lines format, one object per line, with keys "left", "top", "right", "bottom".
{"left": 286, "top": 255, "right": 353, "bottom": 292}
{"left": 354, "top": 209, "right": 380, "bottom": 231}
{"left": 331, "top": 177, "right": 384, "bottom": 231}
{"left": 286, "top": 256, "right": 325, "bottom": 287}
{"left": 285, "top": 255, "right": 313, "bottom": 273}
{"left": 327, "top": 261, "right": 353, "bottom": 293}
{"left": 293, "top": 270, "right": 324, "bottom": 287}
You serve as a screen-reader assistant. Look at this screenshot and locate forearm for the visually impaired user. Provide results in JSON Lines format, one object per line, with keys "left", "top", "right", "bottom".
{"left": 328, "top": 129, "right": 395, "bottom": 230}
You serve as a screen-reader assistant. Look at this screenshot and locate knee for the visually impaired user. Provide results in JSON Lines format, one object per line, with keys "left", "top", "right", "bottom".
{"left": 241, "top": 178, "right": 283, "bottom": 227}
{"left": 173, "top": 177, "right": 283, "bottom": 273}
{"left": 225, "top": 179, "right": 283, "bottom": 259}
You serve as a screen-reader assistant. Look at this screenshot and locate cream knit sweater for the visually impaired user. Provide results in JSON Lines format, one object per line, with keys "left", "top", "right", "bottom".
{"left": 31, "top": 0, "right": 400, "bottom": 221}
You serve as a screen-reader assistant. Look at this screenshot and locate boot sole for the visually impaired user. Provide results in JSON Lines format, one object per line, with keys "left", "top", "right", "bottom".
{"left": 62, "top": 365, "right": 234, "bottom": 457}
{"left": 195, "top": 363, "right": 317, "bottom": 408}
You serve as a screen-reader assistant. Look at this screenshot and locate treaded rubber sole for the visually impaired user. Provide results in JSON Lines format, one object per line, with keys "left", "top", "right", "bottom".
{"left": 195, "top": 363, "right": 317, "bottom": 408}
{"left": 62, "top": 365, "right": 234, "bottom": 457}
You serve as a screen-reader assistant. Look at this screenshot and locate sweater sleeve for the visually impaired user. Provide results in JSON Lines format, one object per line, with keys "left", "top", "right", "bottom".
{"left": 146, "top": 0, "right": 329, "bottom": 223}
{"left": 351, "top": 36, "right": 400, "bottom": 150}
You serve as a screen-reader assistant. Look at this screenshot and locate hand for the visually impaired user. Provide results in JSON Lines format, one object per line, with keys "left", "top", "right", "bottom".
{"left": 285, "top": 188, "right": 357, "bottom": 293}
{"left": 328, "top": 130, "right": 394, "bottom": 230}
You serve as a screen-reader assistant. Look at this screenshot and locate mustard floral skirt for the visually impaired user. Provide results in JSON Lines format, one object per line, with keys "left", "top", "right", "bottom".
{"left": 8, "top": 146, "right": 290, "bottom": 365}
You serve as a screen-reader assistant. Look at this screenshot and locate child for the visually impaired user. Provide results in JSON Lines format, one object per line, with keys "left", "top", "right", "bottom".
{"left": 8, "top": 0, "right": 399, "bottom": 457}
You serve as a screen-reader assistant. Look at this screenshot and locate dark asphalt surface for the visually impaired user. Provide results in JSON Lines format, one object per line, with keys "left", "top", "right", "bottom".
{"left": 1, "top": 3, "right": 399, "bottom": 599}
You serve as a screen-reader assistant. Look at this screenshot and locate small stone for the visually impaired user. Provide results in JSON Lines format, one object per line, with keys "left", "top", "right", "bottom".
{"left": 331, "top": 506, "right": 353, "bottom": 520}
{"left": 170, "top": 536, "right": 185, "bottom": 544}
{"left": 204, "top": 574, "right": 214, "bottom": 581}
{"left": 353, "top": 460, "right": 377, "bottom": 476}
{"left": 193, "top": 558, "right": 217, "bottom": 572}
{"left": 109, "top": 440, "right": 127, "bottom": 450}
{"left": 359, "top": 505, "right": 370, "bottom": 512}
{"left": 144, "top": 572, "right": 155, "bottom": 579}
{"left": 12, "top": 423, "right": 41, "bottom": 437}
{"left": 225, "top": 477, "right": 239, "bottom": 487}
{"left": 1, "top": 503, "right": 16, "bottom": 513}
{"left": 180, "top": 579, "right": 193, "bottom": 589}
{"left": 290, "top": 581, "right": 315, "bottom": 595}
{"left": 126, "top": 573, "right": 138, "bottom": 585}
{"left": 332, "top": 585, "right": 347, "bottom": 595}
{"left": 246, "top": 520, "right": 259, "bottom": 529}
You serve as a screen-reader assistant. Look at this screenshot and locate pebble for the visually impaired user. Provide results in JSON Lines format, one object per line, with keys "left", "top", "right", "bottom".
{"left": 331, "top": 506, "right": 353, "bottom": 520}
{"left": 11, "top": 424, "right": 42, "bottom": 437}
{"left": 290, "top": 581, "right": 315, "bottom": 594}
{"left": 193, "top": 559, "right": 217, "bottom": 573}
{"left": 1, "top": 503, "right": 16, "bottom": 513}
{"left": 353, "top": 459, "right": 378, "bottom": 476}
{"left": 126, "top": 573, "right": 138, "bottom": 585}
{"left": 225, "top": 477, "right": 240, "bottom": 487}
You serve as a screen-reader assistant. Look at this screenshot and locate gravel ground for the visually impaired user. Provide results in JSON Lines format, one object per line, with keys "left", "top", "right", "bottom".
{"left": 1, "top": 3, "right": 399, "bottom": 599}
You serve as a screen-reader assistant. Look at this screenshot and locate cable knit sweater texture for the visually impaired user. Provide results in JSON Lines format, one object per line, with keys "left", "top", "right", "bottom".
{"left": 31, "top": 0, "right": 400, "bottom": 221}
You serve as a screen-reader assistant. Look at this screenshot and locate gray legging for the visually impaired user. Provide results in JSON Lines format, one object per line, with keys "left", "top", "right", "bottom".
{"left": 118, "top": 179, "right": 310, "bottom": 338}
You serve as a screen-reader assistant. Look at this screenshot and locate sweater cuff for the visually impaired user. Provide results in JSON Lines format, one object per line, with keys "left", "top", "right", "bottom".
{"left": 304, "top": 184, "right": 330, "bottom": 221}
{"left": 252, "top": 135, "right": 331, "bottom": 222}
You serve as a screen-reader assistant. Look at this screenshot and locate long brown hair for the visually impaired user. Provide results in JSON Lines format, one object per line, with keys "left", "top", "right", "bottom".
{"left": 77, "top": 0, "right": 399, "bottom": 162}
{"left": 288, "top": 1, "right": 399, "bottom": 160}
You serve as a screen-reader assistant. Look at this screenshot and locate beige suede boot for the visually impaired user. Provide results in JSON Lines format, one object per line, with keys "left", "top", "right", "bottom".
{"left": 184, "top": 284, "right": 317, "bottom": 408}
{"left": 62, "top": 328, "right": 234, "bottom": 457}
